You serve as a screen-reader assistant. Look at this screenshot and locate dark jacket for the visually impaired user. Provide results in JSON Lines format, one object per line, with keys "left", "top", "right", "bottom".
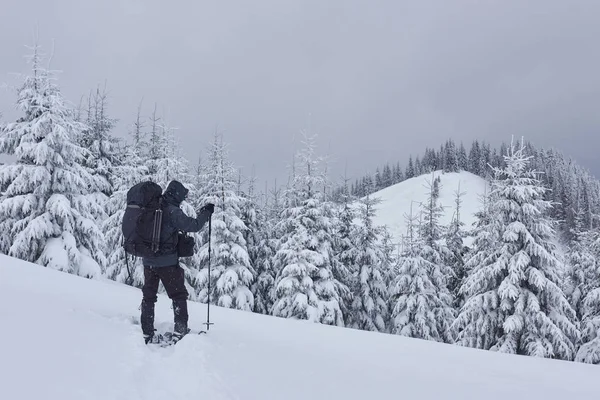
{"left": 142, "top": 180, "right": 210, "bottom": 268}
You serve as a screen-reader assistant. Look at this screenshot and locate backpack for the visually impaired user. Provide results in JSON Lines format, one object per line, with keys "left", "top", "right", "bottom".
{"left": 122, "top": 181, "right": 169, "bottom": 258}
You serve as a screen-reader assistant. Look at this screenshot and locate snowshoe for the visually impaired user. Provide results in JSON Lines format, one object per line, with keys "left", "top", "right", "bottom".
{"left": 163, "top": 328, "right": 191, "bottom": 345}
{"left": 144, "top": 332, "right": 165, "bottom": 345}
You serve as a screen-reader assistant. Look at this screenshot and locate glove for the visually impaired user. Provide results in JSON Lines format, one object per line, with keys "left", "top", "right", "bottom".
{"left": 199, "top": 203, "right": 215, "bottom": 215}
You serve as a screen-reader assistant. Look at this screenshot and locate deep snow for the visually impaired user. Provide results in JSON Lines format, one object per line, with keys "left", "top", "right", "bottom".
{"left": 0, "top": 254, "right": 596, "bottom": 399}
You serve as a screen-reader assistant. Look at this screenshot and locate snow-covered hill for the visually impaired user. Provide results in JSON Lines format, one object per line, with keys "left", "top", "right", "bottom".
{"left": 0, "top": 254, "right": 596, "bottom": 399}
{"left": 372, "top": 171, "right": 488, "bottom": 246}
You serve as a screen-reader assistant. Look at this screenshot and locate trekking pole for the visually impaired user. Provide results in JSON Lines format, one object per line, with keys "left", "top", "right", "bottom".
{"left": 203, "top": 214, "right": 214, "bottom": 332}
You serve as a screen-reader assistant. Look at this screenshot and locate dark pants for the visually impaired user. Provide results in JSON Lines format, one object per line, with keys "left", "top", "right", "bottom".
{"left": 141, "top": 264, "right": 189, "bottom": 336}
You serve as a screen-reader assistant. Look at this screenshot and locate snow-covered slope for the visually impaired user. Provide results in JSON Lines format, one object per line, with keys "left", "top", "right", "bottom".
{"left": 372, "top": 171, "right": 488, "bottom": 246}
{"left": 0, "top": 254, "right": 596, "bottom": 399}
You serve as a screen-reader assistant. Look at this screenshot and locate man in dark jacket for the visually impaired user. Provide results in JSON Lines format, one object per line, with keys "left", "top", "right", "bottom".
{"left": 141, "top": 180, "right": 214, "bottom": 344}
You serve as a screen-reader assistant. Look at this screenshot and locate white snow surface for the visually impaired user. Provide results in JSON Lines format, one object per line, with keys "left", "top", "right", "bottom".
{"left": 0, "top": 254, "right": 596, "bottom": 400}
{"left": 372, "top": 171, "right": 488, "bottom": 246}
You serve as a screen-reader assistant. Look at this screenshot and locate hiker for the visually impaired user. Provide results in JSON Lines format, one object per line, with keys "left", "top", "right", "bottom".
{"left": 140, "top": 180, "right": 214, "bottom": 344}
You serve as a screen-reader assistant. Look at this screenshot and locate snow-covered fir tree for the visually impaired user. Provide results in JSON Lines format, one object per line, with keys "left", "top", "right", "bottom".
{"left": 79, "top": 85, "right": 119, "bottom": 221}
{"left": 250, "top": 181, "right": 284, "bottom": 315}
{"left": 389, "top": 199, "right": 453, "bottom": 342}
{"left": 379, "top": 227, "right": 398, "bottom": 288}
{"left": 272, "top": 132, "right": 346, "bottom": 326}
{"left": 565, "top": 212, "right": 598, "bottom": 320}
{"left": 251, "top": 210, "right": 277, "bottom": 315}
{"left": 331, "top": 173, "right": 357, "bottom": 325}
{"left": 575, "top": 230, "right": 600, "bottom": 364}
{"left": 197, "top": 133, "right": 255, "bottom": 310}
{"left": 565, "top": 219, "right": 600, "bottom": 364}
{"left": 479, "top": 142, "right": 491, "bottom": 178}
{"left": 0, "top": 44, "right": 105, "bottom": 277}
{"left": 468, "top": 140, "right": 482, "bottom": 175}
{"left": 446, "top": 183, "right": 468, "bottom": 307}
{"left": 458, "top": 142, "right": 469, "bottom": 171}
{"left": 418, "top": 174, "right": 454, "bottom": 291}
{"left": 406, "top": 156, "right": 415, "bottom": 179}
{"left": 146, "top": 109, "right": 192, "bottom": 186}
{"left": 241, "top": 170, "right": 275, "bottom": 315}
{"left": 444, "top": 139, "right": 459, "bottom": 173}
{"left": 382, "top": 164, "right": 393, "bottom": 188}
{"left": 414, "top": 156, "right": 423, "bottom": 177}
{"left": 452, "top": 139, "right": 580, "bottom": 360}
{"left": 394, "top": 162, "right": 405, "bottom": 184}
{"left": 349, "top": 194, "right": 389, "bottom": 332}
{"left": 454, "top": 186, "right": 493, "bottom": 309}
{"left": 379, "top": 226, "right": 398, "bottom": 327}
{"left": 375, "top": 167, "right": 383, "bottom": 192}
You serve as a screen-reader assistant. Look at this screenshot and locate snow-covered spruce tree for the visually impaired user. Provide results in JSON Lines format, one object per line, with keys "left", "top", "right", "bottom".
{"left": 379, "top": 226, "right": 398, "bottom": 327}
{"left": 406, "top": 156, "right": 415, "bottom": 179}
{"left": 379, "top": 226, "right": 398, "bottom": 289}
{"left": 197, "top": 133, "right": 255, "bottom": 310}
{"left": 418, "top": 173, "right": 455, "bottom": 304}
{"left": 446, "top": 183, "right": 468, "bottom": 308}
{"left": 393, "top": 162, "right": 405, "bottom": 184}
{"left": 251, "top": 216, "right": 276, "bottom": 314}
{"left": 79, "top": 85, "right": 119, "bottom": 222}
{"left": 575, "top": 231, "right": 600, "bottom": 364}
{"left": 416, "top": 173, "right": 455, "bottom": 340}
{"left": 565, "top": 211, "right": 598, "bottom": 320}
{"left": 374, "top": 168, "right": 383, "bottom": 192}
{"left": 146, "top": 108, "right": 191, "bottom": 185}
{"left": 331, "top": 172, "right": 357, "bottom": 325}
{"left": 458, "top": 142, "right": 469, "bottom": 171}
{"left": 0, "top": 118, "right": 6, "bottom": 251}
{"left": 468, "top": 140, "right": 482, "bottom": 175}
{"left": 389, "top": 201, "right": 453, "bottom": 342}
{"left": 248, "top": 181, "right": 278, "bottom": 315}
{"left": 272, "top": 132, "right": 346, "bottom": 326}
{"left": 240, "top": 170, "right": 274, "bottom": 315}
{"left": 250, "top": 181, "right": 284, "bottom": 314}
{"left": 444, "top": 139, "right": 459, "bottom": 173}
{"left": 382, "top": 164, "right": 393, "bottom": 188}
{"left": 349, "top": 194, "right": 389, "bottom": 332}
{"left": 145, "top": 104, "right": 163, "bottom": 179}
{"left": 0, "top": 44, "right": 105, "bottom": 277}
{"left": 414, "top": 156, "right": 423, "bottom": 177}
{"left": 455, "top": 186, "right": 493, "bottom": 309}
{"left": 564, "top": 216, "right": 600, "bottom": 364}
{"left": 103, "top": 104, "right": 149, "bottom": 286}
{"left": 452, "top": 139, "right": 580, "bottom": 360}
{"left": 239, "top": 170, "right": 260, "bottom": 278}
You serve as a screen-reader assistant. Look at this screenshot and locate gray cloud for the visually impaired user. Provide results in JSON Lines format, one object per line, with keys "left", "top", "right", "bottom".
{"left": 1, "top": 0, "right": 599, "bottom": 186}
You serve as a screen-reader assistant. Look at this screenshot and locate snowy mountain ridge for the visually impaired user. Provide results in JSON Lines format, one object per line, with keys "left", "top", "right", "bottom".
{"left": 1, "top": 253, "right": 597, "bottom": 400}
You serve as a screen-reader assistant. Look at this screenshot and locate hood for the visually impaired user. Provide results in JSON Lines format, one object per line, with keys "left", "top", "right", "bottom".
{"left": 163, "top": 180, "right": 189, "bottom": 206}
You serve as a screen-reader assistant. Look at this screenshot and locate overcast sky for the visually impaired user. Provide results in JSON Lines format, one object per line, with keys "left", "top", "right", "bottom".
{"left": 1, "top": 0, "right": 599, "bottom": 187}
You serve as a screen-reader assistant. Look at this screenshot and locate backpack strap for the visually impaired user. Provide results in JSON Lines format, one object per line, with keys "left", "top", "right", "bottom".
{"left": 125, "top": 252, "right": 133, "bottom": 286}
{"left": 151, "top": 204, "right": 164, "bottom": 253}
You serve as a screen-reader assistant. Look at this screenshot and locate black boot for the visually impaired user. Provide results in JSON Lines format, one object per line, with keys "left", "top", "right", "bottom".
{"left": 172, "top": 299, "right": 189, "bottom": 336}
{"left": 140, "top": 300, "right": 156, "bottom": 337}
